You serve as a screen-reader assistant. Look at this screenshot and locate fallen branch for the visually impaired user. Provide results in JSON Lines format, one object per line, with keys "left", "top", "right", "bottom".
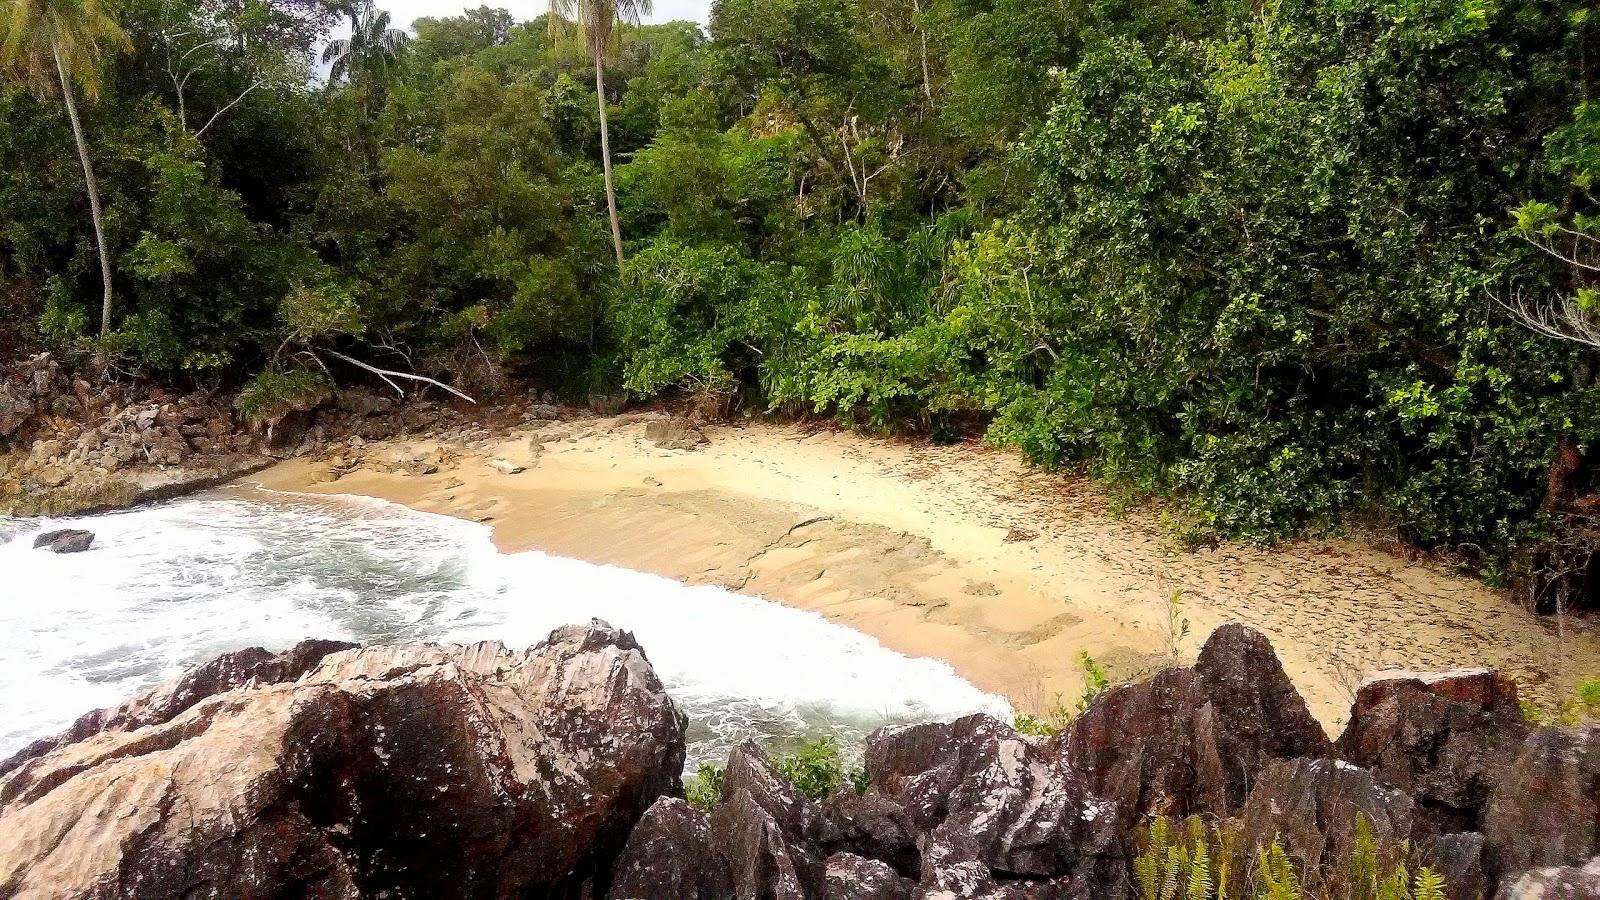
{"left": 320, "top": 348, "right": 477, "bottom": 404}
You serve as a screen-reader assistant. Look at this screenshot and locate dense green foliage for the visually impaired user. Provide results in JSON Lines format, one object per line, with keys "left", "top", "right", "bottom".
{"left": 5, "top": 0, "right": 1600, "bottom": 554}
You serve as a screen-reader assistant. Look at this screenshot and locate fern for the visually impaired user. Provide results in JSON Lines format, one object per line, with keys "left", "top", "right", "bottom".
{"left": 1186, "top": 816, "right": 1214, "bottom": 900}
{"left": 1257, "top": 843, "right": 1303, "bottom": 900}
{"left": 1413, "top": 868, "right": 1446, "bottom": 900}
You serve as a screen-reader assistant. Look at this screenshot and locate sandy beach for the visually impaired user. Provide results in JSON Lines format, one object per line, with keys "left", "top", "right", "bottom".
{"left": 250, "top": 411, "right": 1600, "bottom": 730}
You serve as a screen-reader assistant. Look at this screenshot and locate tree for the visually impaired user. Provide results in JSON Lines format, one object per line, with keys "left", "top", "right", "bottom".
{"left": 321, "top": 2, "right": 408, "bottom": 88}
{"left": 549, "top": 0, "right": 651, "bottom": 266}
{"left": 0, "top": 0, "right": 130, "bottom": 337}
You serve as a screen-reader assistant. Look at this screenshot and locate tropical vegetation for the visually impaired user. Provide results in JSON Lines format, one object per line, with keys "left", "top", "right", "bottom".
{"left": 5, "top": 0, "right": 1600, "bottom": 568}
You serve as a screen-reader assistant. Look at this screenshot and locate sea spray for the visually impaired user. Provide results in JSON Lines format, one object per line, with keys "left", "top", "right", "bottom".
{"left": 0, "top": 490, "right": 1009, "bottom": 766}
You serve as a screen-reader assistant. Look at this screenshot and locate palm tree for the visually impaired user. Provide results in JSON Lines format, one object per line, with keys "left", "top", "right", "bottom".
{"left": 549, "top": 0, "right": 650, "bottom": 267}
{"left": 1, "top": 0, "right": 130, "bottom": 337}
{"left": 321, "top": 3, "right": 409, "bottom": 89}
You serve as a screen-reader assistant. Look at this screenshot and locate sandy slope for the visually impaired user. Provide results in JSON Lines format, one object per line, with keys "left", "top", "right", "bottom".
{"left": 251, "top": 412, "right": 1600, "bottom": 730}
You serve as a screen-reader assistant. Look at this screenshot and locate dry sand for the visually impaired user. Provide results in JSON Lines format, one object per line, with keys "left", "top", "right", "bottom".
{"left": 251, "top": 412, "right": 1600, "bottom": 731}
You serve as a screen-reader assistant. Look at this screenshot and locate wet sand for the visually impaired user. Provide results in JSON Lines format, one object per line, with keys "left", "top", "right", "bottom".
{"left": 252, "top": 413, "right": 1600, "bottom": 731}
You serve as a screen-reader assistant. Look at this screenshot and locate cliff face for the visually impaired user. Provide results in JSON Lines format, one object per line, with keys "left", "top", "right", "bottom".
{"left": 1, "top": 622, "right": 1594, "bottom": 900}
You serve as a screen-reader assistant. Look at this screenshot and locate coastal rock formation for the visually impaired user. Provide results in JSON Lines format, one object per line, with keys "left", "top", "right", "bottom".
{"left": 30, "top": 528, "right": 93, "bottom": 553}
{"left": 1336, "top": 668, "right": 1530, "bottom": 833}
{"left": 2, "top": 620, "right": 1595, "bottom": 900}
{"left": 1053, "top": 623, "right": 1331, "bottom": 840}
{"left": 0, "top": 637, "right": 355, "bottom": 777}
{"left": 0, "top": 622, "right": 685, "bottom": 899}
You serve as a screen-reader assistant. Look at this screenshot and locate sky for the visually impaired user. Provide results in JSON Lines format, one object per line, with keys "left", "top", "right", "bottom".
{"left": 378, "top": 0, "right": 713, "bottom": 31}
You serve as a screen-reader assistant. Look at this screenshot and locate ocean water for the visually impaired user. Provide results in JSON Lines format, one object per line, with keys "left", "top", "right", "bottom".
{"left": 0, "top": 490, "right": 1009, "bottom": 767}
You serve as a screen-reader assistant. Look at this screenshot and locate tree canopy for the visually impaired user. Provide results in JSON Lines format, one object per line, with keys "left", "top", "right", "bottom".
{"left": 4, "top": 0, "right": 1600, "bottom": 563}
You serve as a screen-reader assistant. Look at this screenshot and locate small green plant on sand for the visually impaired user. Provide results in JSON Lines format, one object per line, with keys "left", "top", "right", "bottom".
{"left": 1164, "top": 589, "right": 1192, "bottom": 661}
{"left": 1016, "top": 692, "right": 1075, "bottom": 736}
{"left": 1078, "top": 650, "right": 1111, "bottom": 712}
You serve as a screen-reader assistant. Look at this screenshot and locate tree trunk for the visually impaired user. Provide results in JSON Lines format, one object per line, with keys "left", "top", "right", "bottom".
{"left": 54, "top": 41, "right": 115, "bottom": 338}
{"left": 594, "top": 58, "right": 625, "bottom": 267}
{"left": 912, "top": 0, "right": 933, "bottom": 105}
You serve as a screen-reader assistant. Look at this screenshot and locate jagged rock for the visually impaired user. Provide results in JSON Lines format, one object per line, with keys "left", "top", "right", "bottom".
{"left": 30, "top": 528, "right": 93, "bottom": 553}
{"left": 817, "top": 790, "right": 921, "bottom": 877}
{"left": 866, "top": 714, "right": 1121, "bottom": 885}
{"left": 824, "top": 852, "right": 917, "bottom": 899}
{"left": 1482, "top": 725, "right": 1600, "bottom": 881}
{"left": 1055, "top": 624, "right": 1330, "bottom": 837}
{"left": 0, "top": 638, "right": 355, "bottom": 779}
{"left": 866, "top": 713, "right": 1013, "bottom": 834}
{"left": 1237, "top": 757, "right": 1414, "bottom": 876}
{"left": 1430, "top": 832, "right": 1489, "bottom": 900}
{"left": 1495, "top": 855, "right": 1600, "bottom": 899}
{"left": 489, "top": 457, "right": 526, "bottom": 475}
{"left": 645, "top": 418, "right": 709, "bottom": 450}
{"left": 710, "top": 788, "right": 823, "bottom": 899}
{"left": 1337, "top": 668, "right": 1530, "bottom": 833}
{"left": 528, "top": 402, "right": 562, "bottom": 420}
{"left": 721, "top": 740, "right": 817, "bottom": 841}
{"left": 608, "top": 797, "right": 734, "bottom": 900}
{"left": 0, "top": 622, "right": 686, "bottom": 899}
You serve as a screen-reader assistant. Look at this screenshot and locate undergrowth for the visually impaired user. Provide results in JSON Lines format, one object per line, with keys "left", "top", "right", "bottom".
{"left": 1134, "top": 814, "right": 1448, "bottom": 900}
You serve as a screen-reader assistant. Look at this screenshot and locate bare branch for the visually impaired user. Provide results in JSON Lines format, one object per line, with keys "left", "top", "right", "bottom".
{"left": 321, "top": 348, "right": 477, "bottom": 404}
{"left": 1496, "top": 285, "right": 1600, "bottom": 349}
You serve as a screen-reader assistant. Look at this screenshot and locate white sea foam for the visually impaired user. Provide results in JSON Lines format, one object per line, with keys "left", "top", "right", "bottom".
{"left": 0, "top": 490, "right": 1009, "bottom": 765}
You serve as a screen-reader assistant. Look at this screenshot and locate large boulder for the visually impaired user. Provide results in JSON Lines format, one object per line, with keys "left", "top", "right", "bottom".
{"left": 1055, "top": 624, "right": 1330, "bottom": 836}
{"left": 1481, "top": 725, "right": 1600, "bottom": 883}
{"left": 1336, "top": 669, "right": 1530, "bottom": 833}
{"left": 0, "top": 622, "right": 686, "bottom": 899}
{"left": 608, "top": 798, "right": 733, "bottom": 900}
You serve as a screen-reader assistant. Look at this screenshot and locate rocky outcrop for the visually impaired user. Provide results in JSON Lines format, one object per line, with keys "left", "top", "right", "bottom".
{"left": 2, "top": 620, "right": 1594, "bottom": 900}
{"left": 1336, "top": 669, "right": 1532, "bottom": 834}
{"left": 1054, "top": 623, "right": 1330, "bottom": 839}
{"left": 0, "top": 637, "right": 355, "bottom": 778}
{"left": 0, "top": 622, "right": 686, "bottom": 899}
{"left": 1481, "top": 724, "right": 1600, "bottom": 882}
{"left": 30, "top": 528, "right": 92, "bottom": 553}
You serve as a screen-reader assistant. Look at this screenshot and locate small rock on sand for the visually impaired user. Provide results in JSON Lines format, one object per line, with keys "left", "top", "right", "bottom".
{"left": 644, "top": 420, "right": 709, "bottom": 451}
{"left": 489, "top": 458, "right": 526, "bottom": 475}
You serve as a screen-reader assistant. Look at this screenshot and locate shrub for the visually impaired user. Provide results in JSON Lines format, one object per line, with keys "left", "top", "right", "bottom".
{"left": 684, "top": 761, "right": 725, "bottom": 812}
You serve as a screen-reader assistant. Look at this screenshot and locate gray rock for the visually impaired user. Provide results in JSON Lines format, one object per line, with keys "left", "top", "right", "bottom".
{"left": 608, "top": 797, "right": 734, "bottom": 900}
{"left": 645, "top": 419, "right": 709, "bottom": 450}
{"left": 1483, "top": 725, "right": 1600, "bottom": 882}
{"left": 1237, "top": 757, "right": 1414, "bottom": 877}
{"left": 1495, "top": 855, "right": 1600, "bottom": 899}
{"left": 824, "top": 852, "right": 916, "bottom": 899}
{"left": 31, "top": 529, "right": 94, "bottom": 553}
{"left": 710, "top": 788, "right": 822, "bottom": 900}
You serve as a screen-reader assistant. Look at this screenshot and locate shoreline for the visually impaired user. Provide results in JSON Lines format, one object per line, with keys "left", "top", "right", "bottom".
{"left": 250, "top": 411, "right": 1600, "bottom": 729}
